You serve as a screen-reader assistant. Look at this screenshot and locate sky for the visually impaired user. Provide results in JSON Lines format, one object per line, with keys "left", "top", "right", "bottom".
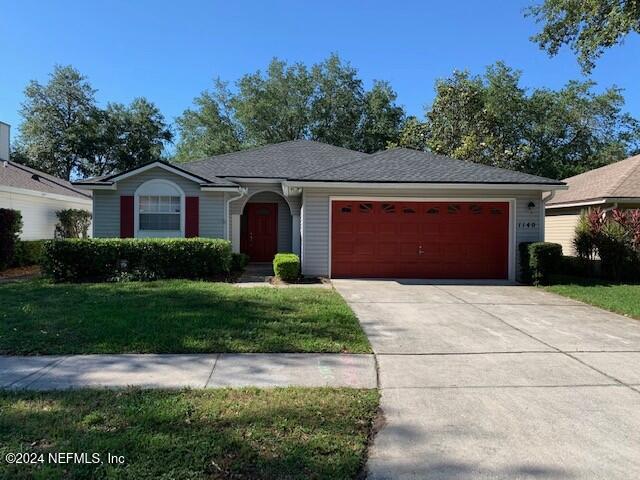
{"left": 2, "top": 0, "right": 639, "bottom": 150}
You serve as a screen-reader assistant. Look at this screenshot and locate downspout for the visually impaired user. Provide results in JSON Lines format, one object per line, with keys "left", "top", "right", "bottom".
{"left": 226, "top": 187, "right": 247, "bottom": 242}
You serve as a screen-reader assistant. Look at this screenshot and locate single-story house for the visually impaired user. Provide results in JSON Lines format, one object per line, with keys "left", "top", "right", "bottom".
{"left": 75, "top": 140, "right": 565, "bottom": 281}
{"left": 546, "top": 155, "right": 640, "bottom": 255}
{"left": 0, "top": 122, "right": 92, "bottom": 240}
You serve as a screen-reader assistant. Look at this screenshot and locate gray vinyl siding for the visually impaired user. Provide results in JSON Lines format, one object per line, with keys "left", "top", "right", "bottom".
{"left": 300, "top": 187, "right": 544, "bottom": 279}
{"left": 229, "top": 183, "right": 301, "bottom": 253}
{"left": 92, "top": 167, "right": 226, "bottom": 238}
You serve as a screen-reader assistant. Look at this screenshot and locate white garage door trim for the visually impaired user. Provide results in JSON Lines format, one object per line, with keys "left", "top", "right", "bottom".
{"left": 328, "top": 196, "right": 517, "bottom": 281}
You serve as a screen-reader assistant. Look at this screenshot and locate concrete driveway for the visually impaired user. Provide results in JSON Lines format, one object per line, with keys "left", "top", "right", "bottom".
{"left": 333, "top": 279, "right": 640, "bottom": 480}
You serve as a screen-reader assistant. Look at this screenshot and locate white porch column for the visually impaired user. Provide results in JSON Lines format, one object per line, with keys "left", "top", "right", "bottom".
{"left": 292, "top": 214, "right": 301, "bottom": 256}
{"left": 231, "top": 214, "right": 241, "bottom": 253}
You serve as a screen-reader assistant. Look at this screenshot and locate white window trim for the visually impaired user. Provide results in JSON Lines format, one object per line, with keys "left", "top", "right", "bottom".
{"left": 328, "top": 196, "right": 517, "bottom": 281}
{"left": 134, "top": 179, "right": 185, "bottom": 238}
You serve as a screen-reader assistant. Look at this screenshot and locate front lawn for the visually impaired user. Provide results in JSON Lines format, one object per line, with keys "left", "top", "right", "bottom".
{"left": 545, "top": 276, "right": 640, "bottom": 320}
{"left": 0, "top": 280, "right": 371, "bottom": 354}
{"left": 0, "top": 388, "right": 379, "bottom": 480}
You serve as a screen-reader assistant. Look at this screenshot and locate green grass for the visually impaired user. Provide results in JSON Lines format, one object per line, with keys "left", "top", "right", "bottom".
{"left": 544, "top": 275, "right": 640, "bottom": 320}
{"left": 0, "top": 388, "right": 379, "bottom": 480}
{"left": 0, "top": 280, "right": 371, "bottom": 354}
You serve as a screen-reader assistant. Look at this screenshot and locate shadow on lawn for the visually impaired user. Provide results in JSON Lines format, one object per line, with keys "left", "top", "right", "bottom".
{"left": 0, "top": 280, "right": 369, "bottom": 355}
{"left": 0, "top": 388, "right": 377, "bottom": 480}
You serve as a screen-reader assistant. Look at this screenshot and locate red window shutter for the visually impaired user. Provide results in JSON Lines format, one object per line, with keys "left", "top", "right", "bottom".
{"left": 120, "top": 196, "right": 134, "bottom": 238}
{"left": 185, "top": 196, "right": 199, "bottom": 237}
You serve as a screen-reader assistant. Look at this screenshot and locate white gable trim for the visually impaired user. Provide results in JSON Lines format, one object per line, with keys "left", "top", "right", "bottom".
{"left": 107, "top": 162, "right": 210, "bottom": 185}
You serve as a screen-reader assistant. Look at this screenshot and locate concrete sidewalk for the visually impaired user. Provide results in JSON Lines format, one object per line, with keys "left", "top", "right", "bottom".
{"left": 0, "top": 353, "right": 376, "bottom": 390}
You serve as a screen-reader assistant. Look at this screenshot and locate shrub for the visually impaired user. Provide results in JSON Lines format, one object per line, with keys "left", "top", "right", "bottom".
{"left": 54, "top": 209, "right": 92, "bottom": 238}
{"left": 273, "top": 253, "right": 300, "bottom": 282}
{"left": 0, "top": 209, "right": 23, "bottom": 270}
{"left": 42, "top": 238, "right": 232, "bottom": 282}
{"left": 518, "top": 242, "right": 533, "bottom": 284}
{"left": 574, "top": 207, "right": 640, "bottom": 281}
{"left": 12, "top": 240, "right": 45, "bottom": 267}
{"left": 528, "top": 242, "right": 563, "bottom": 286}
{"left": 231, "top": 252, "right": 250, "bottom": 271}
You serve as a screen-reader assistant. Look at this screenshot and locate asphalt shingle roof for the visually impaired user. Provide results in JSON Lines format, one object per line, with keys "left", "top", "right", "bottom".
{"left": 295, "top": 148, "right": 563, "bottom": 184}
{"left": 548, "top": 155, "right": 640, "bottom": 205}
{"left": 75, "top": 140, "right": 564, "bottom": 187}
{"left": 1, "top": 161, "right": 91, "bottom": 199}
{"left": 181, "top": 140, "right": 367, "bottom": 180}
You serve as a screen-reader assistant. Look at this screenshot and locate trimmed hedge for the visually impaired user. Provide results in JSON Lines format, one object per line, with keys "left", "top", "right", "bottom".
{"left": 231, "top": 252, "right": 250, "bottom": 271}
{"left": 518, "top": 242, "right": 533, "bottom": 284}
{"left": 273, "top": 253, "right": 300, "bottom": 282}
{"left": 12, "top": 240, "right": 45, "bottom": 267}
{"left": 42, "top": 238, "right": 232, "bottom": 282}
{"left": 0, "top": 208, "right": 23, "bottom": 270}
{"left": 528, "top": 242, "right": 563, "bottom": 286}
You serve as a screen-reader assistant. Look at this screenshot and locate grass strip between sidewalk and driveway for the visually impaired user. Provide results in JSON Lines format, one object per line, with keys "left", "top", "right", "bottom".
{"left": 0, "top": 280, "right": 371, "bottom": 355}
{"left": 544, "top": 276, "right": 640, "bottom": 320}
{"left": 0, "top": 387, "right": 380, "bottom": 480}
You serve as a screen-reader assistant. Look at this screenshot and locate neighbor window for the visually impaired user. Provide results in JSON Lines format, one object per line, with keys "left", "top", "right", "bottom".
{"left": 139, "top": 195, "right": 181, "bottom": 230}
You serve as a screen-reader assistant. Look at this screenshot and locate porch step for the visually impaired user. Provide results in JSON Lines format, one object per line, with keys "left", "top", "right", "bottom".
{"left": 237, "top": 262, "right": 274, "bottom": 284}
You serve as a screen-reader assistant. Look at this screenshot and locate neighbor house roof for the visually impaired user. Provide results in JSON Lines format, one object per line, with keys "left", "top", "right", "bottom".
{"left": 547, "top": 155, "right": 640, "bottom": 207}
{"left": 1, "top": 161, "right": 91, "bottom": 200}
{"left": 76, "top": 140, "right": 565, "bottom": 188}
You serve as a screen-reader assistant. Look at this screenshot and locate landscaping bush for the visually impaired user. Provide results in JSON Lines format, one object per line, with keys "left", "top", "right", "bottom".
{"left": 528, "top": 242, "right": 563, "bottom": 285}
{"left": 518, "top": 242, "right": 533, "bottom": 284}
{"left": 273, "top": 253, "right": 300, "bottom": 282}
{"left": 574, "top": 208, "right": 640, "bottom": 281}
{"left": 231, "top": 252, "right": 250, "bottom": 271}
{"left": 0, "top": 209, "right": 23, "bottom": 270}
{"left": 42, "top": 238, "right": 232, "bottom": 282}
{"left": 54, "top": 208, "right": 92, "bottom": 238}
{"left": 12, "top": 240, "right": 45, "bottom": 267}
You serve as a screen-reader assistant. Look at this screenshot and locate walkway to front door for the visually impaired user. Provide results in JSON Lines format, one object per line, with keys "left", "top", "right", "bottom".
{"left": 241, "top": 202, "right": 278, "bottom": 261}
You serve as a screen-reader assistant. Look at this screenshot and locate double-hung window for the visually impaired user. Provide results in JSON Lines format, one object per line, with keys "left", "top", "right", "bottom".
{"left": 139, "top": 195, "right": 181, "bottom": 231}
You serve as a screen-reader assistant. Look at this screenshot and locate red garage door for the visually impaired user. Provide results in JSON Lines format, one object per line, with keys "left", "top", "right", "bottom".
{"left": 331, "top": 200, "right": 509, "bottom": 279}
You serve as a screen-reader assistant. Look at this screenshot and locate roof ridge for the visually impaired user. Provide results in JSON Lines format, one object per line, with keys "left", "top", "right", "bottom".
{"left": 181, "top": 139, "right": 365, "bottom": 168}
{"left": 8, "top": 161, "right": 91, "bottom": 198}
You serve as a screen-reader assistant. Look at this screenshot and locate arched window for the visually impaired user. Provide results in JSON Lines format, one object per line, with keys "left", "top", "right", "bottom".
{"left": 134, "top": 179, "right": 185, "bottom": 237}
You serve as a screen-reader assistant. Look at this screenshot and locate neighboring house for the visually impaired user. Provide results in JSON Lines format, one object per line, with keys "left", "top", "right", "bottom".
{"left": 0, "top": 122, "right": 92, "bottom": 240}
{"left": 75, "top": 140, "right": 565, "bottom": 281}
{"left": 546, "top": 155, "right": 640, "bottom": 255}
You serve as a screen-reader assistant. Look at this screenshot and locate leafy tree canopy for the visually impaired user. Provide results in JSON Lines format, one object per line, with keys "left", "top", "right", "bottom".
{"left": 173, "top": 54, "right": 406, "bottom": 162}
{"left": 527, "top": 0, "right": 640, "bottom": 73}
{"left": 397, "top": 62, "right": 640, "bottom": 179}
{"left": 15, "top": 65, "right": 172, "bottom": 180}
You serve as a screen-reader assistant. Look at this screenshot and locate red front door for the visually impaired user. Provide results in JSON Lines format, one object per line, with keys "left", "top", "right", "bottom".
{"left": 331, "top": 200, "right": 509, "bottom": 279}
{"left": 242, "top": 203, "right": 278, "bottom": 262}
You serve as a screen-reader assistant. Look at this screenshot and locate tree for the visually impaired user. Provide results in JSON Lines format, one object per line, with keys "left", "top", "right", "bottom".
{"left": 174, "top": 82, "right": 242, "bottom": 162}
{"left": 18, "top": 65, "right": 98, "bottom": 180}
{"left": 527, "top": 0, "right": 640, "bottom": 73}
{"left": 16, "top": 65, "right": 172, "bottom": 179}
{"left": 90, "top": 98, "right": 172, "bottom": 176}
{"left": 173, "top": 55, "right": 406, "bottom": 162}
{"left": 309, "top": 55, "right": 364, "bottom": 149}
{"left": 398, "top": 62, "right": 640, "bottom": 179}
{"left": 232, "top": 59, "right": 314, "bottom": 145}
